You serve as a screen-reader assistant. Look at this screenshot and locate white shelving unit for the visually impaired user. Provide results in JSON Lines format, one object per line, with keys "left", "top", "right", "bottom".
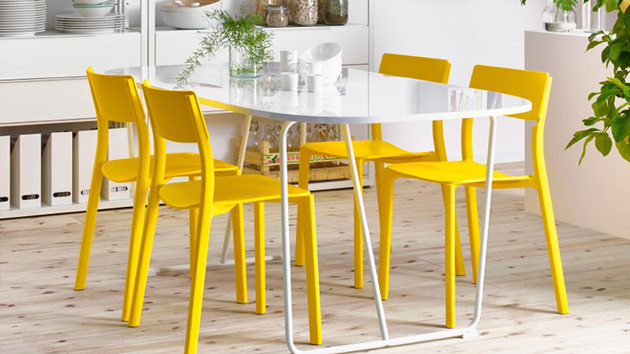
{"left": 0, "top": 0, "right": 371, "bottom": 219}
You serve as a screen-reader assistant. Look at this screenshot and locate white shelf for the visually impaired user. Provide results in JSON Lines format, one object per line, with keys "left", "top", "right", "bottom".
{"left": 0, "top": 198, "right": 134, "bottom": 220}
{"left": 0, "top": 29, "right": 140, "bottom": 41}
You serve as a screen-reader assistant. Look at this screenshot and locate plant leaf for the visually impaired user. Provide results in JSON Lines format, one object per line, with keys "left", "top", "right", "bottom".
{"left": 595, "top": 132, "right": 613, "bottom": 156}
{"left": 616, "top": 138, "right": 630, "bottom": 162}
{"left": 566, "top": 128, "right": 599, "bottom": 150}
{"left": 579, "top": 135, "right": 596, "bottom": 165}
{"left": 583, "top": 117, "right": 602, "bottom": 126}
{"left": 611, "top": 115, "right": 630, "bottom": 142}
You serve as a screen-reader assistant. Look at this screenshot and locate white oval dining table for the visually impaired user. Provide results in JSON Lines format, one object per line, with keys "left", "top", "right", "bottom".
{"left": 115, "top": 64, "right": 532, "bottom": 354}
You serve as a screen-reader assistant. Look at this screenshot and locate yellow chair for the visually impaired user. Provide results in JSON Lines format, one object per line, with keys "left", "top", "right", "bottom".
{"left": 297, "top": 53, "right": 467, "bottom": 289}
{"left": 129, "top": 81, "right": 322, "bottom": 353}
{"left": 75, "top": 68, "right": 238, "bottom": 323}
{"left": 379, "top": 65, "right": 569, "bottom": 329}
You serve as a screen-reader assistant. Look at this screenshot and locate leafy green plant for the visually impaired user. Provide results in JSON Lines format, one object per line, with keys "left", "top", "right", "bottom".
{"left": 521, "top": 0, "right": 630, "bottom": 163}
{"left": 178, "top": 8, "right": 275, "bottom": 83}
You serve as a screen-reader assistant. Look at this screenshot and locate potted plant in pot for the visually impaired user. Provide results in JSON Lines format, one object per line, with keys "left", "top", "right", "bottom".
{"left": 179, "top": 8, "right": 275, "bottom": 83}
{"left": 521, "top": 0, "right": 630, "bottom": 163}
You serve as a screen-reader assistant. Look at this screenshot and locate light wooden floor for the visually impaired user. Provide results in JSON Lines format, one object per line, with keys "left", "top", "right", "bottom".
{"left": 1, "top": 164, "right": 629, "bottom": 354}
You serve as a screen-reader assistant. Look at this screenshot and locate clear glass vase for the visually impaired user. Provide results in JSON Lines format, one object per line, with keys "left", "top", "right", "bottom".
{"left": 581, "top": 0, "right": 606, "bottom": 33}
{"left": 229, "top": 46, "right": 262, "bottom": 78}
{"left": 543, "top": 0, "right": 577, "bottom": 32}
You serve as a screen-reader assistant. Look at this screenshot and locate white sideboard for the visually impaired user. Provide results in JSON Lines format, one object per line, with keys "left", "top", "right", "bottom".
{"left": 524, "top": 30, "right": 630, "bottom": 239}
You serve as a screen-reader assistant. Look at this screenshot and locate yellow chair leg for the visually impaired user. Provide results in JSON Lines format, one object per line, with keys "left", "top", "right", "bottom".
{"left": 295, "top": 149, "right": 312, "bottom": 267}
{"left": 128, "top": 185, "right": 162, "bottom": 327}
{"left": 536, "top": 183, "right": 569, "bottom": 314}
{"left": 464, "top": 186, "right": 480, "bottom": 284}
{"left": 188, "top": 176, "right": 199, "bottom": 279}
{"left": 184, "top": 203, "right": 213, "bottom": 354}
{"left": 378, "top": 171, "right": 395, "bottom": 301}
{"left": 374, "top": 161, "right": 386, "bottom": 218}
{"left": 439, "top": 185, "right": 465, "bottom": 276}
{"left": 444, "top": 183, "right": 456, "bottom": 329}
{"left": 254, "top": 203, "right": 266, "bottom": 315}
{"left": 303, "top": 195, "right": 322, "bottom": 345}
{"left": 121, "top": 176, "right": 149, "bottom": 322}
{"left": 189, "top": 206, "right": 199, "bottom": 279}
{"left": 232, "top": 204, "right": 248, "bottom": 304}
{"left": 74, "top": 167, "right": 104, "bottom": 291}
{"left": 353, "top": 160, "right": 364, "bottom": 289}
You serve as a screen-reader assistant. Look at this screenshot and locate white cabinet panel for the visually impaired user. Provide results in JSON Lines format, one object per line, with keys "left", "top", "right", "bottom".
{"left": 0, "top": 32, "right": 142, "bottom": 80}
{"left": 155, "top": 25, "right": 368, "bottom": 66}
{"left": 0, "top": 79, "right": 95, "bottom": 125}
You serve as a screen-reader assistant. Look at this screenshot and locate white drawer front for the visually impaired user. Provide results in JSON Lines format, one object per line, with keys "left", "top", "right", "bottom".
{"left": 0, "top": 79, "right": 95, "bottom": 125}
{"left": 0, "top": 32, "right": 142, "bottom": 80}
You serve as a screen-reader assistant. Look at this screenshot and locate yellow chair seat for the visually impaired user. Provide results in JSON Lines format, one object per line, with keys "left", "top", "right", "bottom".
{"left": 388, "top": 160, "right": 531, "bottom": 185}
{"left": 159, "top": 175, "right": 310, "bottom": 211}
{"left": 102, "top": 153, "right": 237, "bottom": 182}
{"left": 303, "top": 140, "right": 433, "bottom": 162}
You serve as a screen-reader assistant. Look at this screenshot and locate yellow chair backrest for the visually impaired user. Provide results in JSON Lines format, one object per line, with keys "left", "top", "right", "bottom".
{"left": 141, "top": 81, "right": 214, "bottom": 183}
{"left": 462, "top": 65, "right": 552, "bottom": 161}
{"left": 375, "top": 54, "right": 451, "bottom": 157}
{"left": 85, "top": 67, "right": 150, "bottom": 166}
{"left": 86, "top": 67, "right": 146, "bottom": 124}
{"left": 379, "top": 53, "right": 451, "bottom": 84}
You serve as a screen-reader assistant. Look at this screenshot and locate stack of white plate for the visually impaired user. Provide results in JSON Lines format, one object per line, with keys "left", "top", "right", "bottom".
{"left": 0, "top": 0, "right": 47, "bottom": 37}
{"left": 55, "top": 12, "right": 125, "bottom": 34}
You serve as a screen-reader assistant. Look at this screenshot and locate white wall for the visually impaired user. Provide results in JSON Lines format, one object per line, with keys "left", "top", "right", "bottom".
{"left": 370, "top": 0, "right": 544, "bottom": 163}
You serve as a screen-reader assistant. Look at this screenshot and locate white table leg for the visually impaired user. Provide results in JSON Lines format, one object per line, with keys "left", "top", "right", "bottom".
{"left": 341, "top": 124, "right": 389, "bottom": 340}
{"left": 278, "top": 118, "right": 497, "bottom": 353}
{"left": 220, "top": 114, "right": 252, "bottom": 264}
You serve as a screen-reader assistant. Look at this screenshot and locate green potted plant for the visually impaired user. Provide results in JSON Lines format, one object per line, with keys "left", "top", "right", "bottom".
{"left": 521, "top": 0, "right": 630, "bottom": 163}
{"left": 179, "top": 8, "right": 275, "bottom": 83}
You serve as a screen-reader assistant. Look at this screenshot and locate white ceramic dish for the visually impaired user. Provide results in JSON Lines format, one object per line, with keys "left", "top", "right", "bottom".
{"left": 159, "top": 0, "right": 222, "bottom": 30}
{"left": 73, "top": 5, "right": 114, "bottom": 17}
{"left": 298, "top": 42, "right": 343, "bottom": 85}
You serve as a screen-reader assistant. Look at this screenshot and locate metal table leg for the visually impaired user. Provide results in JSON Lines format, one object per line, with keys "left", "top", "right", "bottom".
{"left": 278, "top": 117, "right": 498, "bottom": 353}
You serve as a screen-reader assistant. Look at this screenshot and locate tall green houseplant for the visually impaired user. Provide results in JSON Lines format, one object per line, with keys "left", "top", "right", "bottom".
{"left": 522, "top": 0, "right": 630, "bottom": 163}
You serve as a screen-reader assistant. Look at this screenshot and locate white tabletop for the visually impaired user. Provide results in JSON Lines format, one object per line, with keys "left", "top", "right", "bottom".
{"left": 114, "top": 64, "right": 532, "bottom": 124}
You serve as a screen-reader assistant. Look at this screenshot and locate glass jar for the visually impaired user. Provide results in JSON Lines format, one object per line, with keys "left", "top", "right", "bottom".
{"left": 267, "top": 5, "right": 289, "bottom": 27}
{"left": 229, "top": 46, "right": 262, "bottom": 78}
{"left": 324, "top": 0, "right": 348, "bottom": 25}
{"left": 254, "top": 0, "right": 277, "bottom": 22}
{"left": 289, "top": 0, "right": 317, "bottom": 26}
{"left": 542, "top": 0, "right": 576, "bottom": 32}
{"left": 581, "top": 0, "right": 606, "bottom": 33}
{"left": 247, "top": 119, "right": 261, "bottom": 152}
{"left": 317, "top": 0, "right": 325, "bottom": 24}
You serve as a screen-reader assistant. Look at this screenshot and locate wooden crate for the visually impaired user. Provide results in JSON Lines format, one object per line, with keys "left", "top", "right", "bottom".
{"left": 236, "top": 137, "right": 351, "bottom": 183}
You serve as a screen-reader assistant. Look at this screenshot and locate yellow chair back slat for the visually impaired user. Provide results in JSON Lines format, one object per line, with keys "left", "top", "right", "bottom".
{"left": 379, "top": 53, "right": 451, "bottom": 83}
{"left": 86, "top": 67, "right": 147, "bottom": 124}
{"left": 462, "top": 65, "right": 552, "bottom": 161}
{"left": 375, "top": 53, "right": 451, "bottom": 158}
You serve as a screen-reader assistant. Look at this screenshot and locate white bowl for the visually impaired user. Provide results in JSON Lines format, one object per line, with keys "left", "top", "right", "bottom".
{"left": 159, "top": 0, "right": 222, "bottom": 30}
{"left": 73, "top": 5, "right": 114, "bottom": 17}
{"left": 298, "top": 43, "right": 343, "bottom": 85}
